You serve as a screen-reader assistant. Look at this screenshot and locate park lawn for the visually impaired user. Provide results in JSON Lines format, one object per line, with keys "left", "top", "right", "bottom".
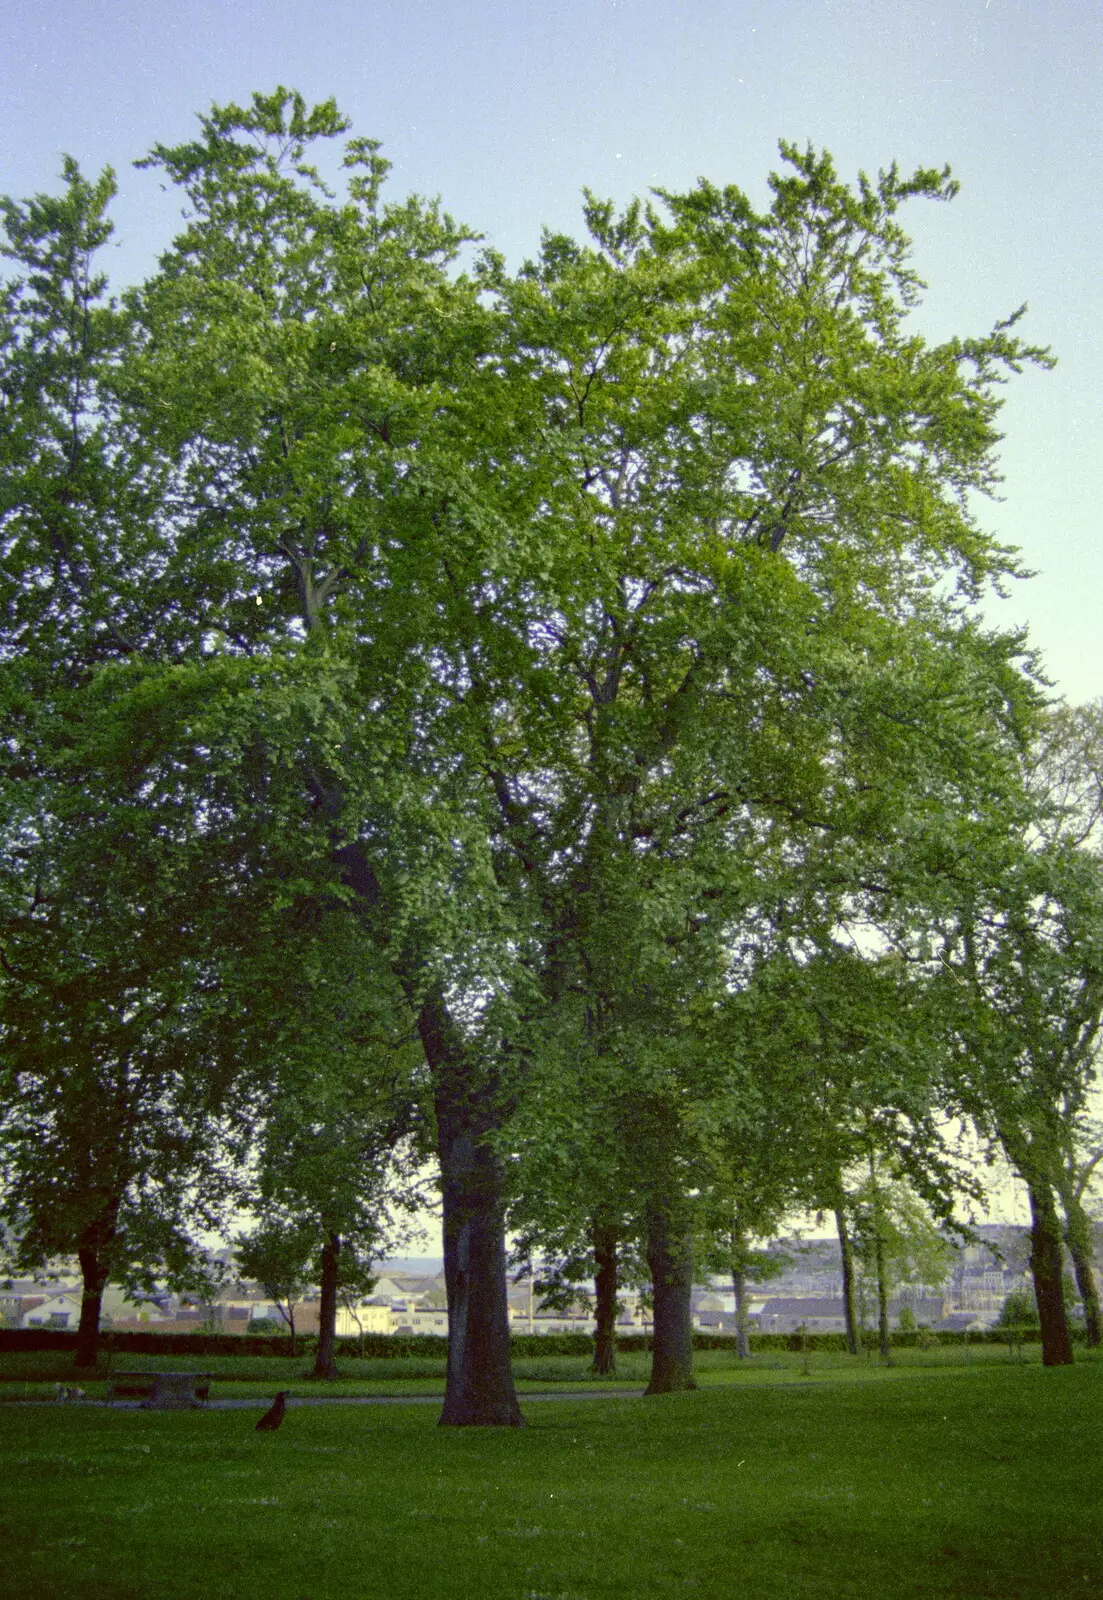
{"left": 0, "top": 1341, "right": 1037, "bottom": 1403}
{"left": 1, "top": 1361, "right": 1100, "bottom": 1600}
{"left": 0, "top": 1341, "right": 1081, "bottom": 1402}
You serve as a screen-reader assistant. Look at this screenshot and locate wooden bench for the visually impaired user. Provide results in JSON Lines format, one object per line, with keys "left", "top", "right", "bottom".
{"left": 108, "top": 1371, "right": 216, "bottom": 1409}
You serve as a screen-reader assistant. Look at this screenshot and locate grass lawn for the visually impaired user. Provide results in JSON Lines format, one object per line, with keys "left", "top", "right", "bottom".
{"left": 2, "top": 1355, "right": 1100, "bottom": 1598}
{"left": 0, "top": 1339, "right": 1063, "bottom": 1400}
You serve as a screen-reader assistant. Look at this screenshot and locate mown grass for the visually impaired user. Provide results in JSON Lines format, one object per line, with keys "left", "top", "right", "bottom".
{"left": 0, "top": 1338, "right": 1070, "bottom": 1401}
{"left": 2, "top": 1357, "right": 1100, "bottom": 1599}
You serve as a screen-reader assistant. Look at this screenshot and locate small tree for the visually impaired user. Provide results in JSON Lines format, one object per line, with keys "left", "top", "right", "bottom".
{"left": 851, "top": 1167, "right": 955, "bottom": 1362}
{"left": 235, "top": 1219, "right": 317, "bottom": 1358}
{"left": 997, "top": 1291, "right": 1040, "bottom": 1329}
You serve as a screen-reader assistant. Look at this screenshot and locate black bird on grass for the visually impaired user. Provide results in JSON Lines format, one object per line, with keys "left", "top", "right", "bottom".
{"left": 256, "top": 1391, "right": 290, "bottom": 1432}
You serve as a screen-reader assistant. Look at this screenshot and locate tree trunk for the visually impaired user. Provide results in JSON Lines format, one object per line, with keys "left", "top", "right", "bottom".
{"left": 312, "top": 1232, "right": 341, "bottom": 1380}
{"left": 432, "top": 1034, "right": 524, "bottom": 1427}
{"left": 1060, "top": 1188, "right": 1101, "bottom": 1348}
{"left": 732, "top": 1261, "right": 750, "bottom": 1359}
{"left": 277, "top": 1300, "right": 298, "bottom": 1359}
{"left": 325, "top": 824, "right": 523, "bottom": 1427}
{"left": 730, "top": 1222, "right": 751, "bottom": 1359}
{"left": 874, "top": 1227, "right": 892, "bottom": 1362}
{"left": 1027, "top": 1178, "right": 1074, "bottom": 1367}
{"left": 835, "top": 1206, "right": 860, "bottom": 1355}
{"left": 591, "top": 1218, "right": 618, "bottom": 1376}
{"left": 644, "top": 1204, "right": 696, "bottom": 1395}
{"left": 75, "top": 1242, "right": 110, "bottom": 1369}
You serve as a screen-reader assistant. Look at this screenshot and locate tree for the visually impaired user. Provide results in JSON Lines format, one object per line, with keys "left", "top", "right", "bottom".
{"left": 936, "top": 838, "right": 1103, "bottom": 1366}
{"left": 996, "top": 1290, "right": 1041, "bottom": 1329}
{"left": 235, "top": 1219, "right": 317, "bottom": 1357}
{"left": 1056, "top": 1123, "right": 1103, "bottom": 1347}
{"left": 2, "top": 101, "right": 1054, "bottom": 1415}
{"left": 334, "top": 1246, "right": 381, "bottom": 1358}
{"left": 461, "top": 145, "right": 1048, "bottom": 1393}
{"left": 124, "top": 91, "right": 530, "bottom": 1426}
{"left": 849, "top": 1165, "right": 955, "bottom": 1360}
{"left": 238, "top": 902, "right": 427, "bottom": 1379}
{"left": 1028, "top": 705, "right": 1103, "bottom": 1349}
{"left": 0, "top": 677, "right": 259, "bottom": 1366}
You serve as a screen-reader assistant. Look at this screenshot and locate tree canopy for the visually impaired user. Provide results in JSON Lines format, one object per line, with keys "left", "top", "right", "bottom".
{"left": 2, "top": 88, "right": 1085, "bottom": 1412}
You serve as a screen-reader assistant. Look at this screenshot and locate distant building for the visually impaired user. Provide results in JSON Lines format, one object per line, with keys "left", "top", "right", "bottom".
{"left": 757, "top": 1298, "right": 851, "bottom": 1335}
{"left": 19, "top": 1291, "right": 82, "bottom": 1329}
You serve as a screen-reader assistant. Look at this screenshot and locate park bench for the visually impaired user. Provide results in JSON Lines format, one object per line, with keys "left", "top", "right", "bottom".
{"left": 107, "top": 1371, "right": 216, "bottom": 1409}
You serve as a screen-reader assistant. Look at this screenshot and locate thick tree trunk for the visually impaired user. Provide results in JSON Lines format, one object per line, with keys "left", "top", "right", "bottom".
{"left": 644, "top": 1204, "right": 696, "bottom": 1395}
{"left": 835, "top": 1206, "right": 860, "bottom": 1355}
{"left": 75, "top": 1243, "right": 110, "bottom": 1369}
{"left": 432, "top": 1033, "right": 523, "bottom": 1427}
{"left": 312, "top": 1232, "right": 341, "bottom": 1380}
{"left": 1027, "top": 1179, "right": 1074, "bottom": 1367}
{"left": 325, "top": 824, "right": 523, "bottom": 1427}
{"left": 591, "top": 1218, "right": 618, "bottom": 1376}
{"left": 1062, "top": 1192, "right": 1102, "bottom": 1348}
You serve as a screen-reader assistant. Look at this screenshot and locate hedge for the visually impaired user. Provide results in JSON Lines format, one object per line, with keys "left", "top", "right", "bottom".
{"left": 1, "top": 1323, "right": 1071, "bottom": 1360}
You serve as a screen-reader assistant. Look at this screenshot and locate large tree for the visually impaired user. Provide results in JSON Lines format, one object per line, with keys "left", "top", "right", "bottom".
{"left": 0, "top": 696, "right": 248, "bottom": 1366}
{"left": 2, "top": 99, "right": 1054, "bottom": 1413}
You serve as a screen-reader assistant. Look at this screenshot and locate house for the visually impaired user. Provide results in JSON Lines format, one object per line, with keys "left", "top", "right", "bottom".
{"left": 757, "top": 1298, "right": 851, "bottom": 1335}
{"left": 389, "top": 1305, "right": 450, "bottom": 1336}
{"left": 334, "top": 1299, "right": 393, "bottom": 1338}
{"left": 694, "top": 1311, "right": 753, "bottom": 1336}
{"left": 20, "top": 1291, "right": 82, "bottom": 1330}
{"left": 100, "top": 1285, "right": 172, "bottom": 1327}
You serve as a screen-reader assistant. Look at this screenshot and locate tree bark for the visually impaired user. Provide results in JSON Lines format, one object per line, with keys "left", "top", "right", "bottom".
{"left": 75, "top": 1243, "right": 109, "bottom": 1369}
{"left": 324, "top": 822, "right": 523, "bottom": 1427}
{"left": 591, "top": 1218, "right": 618, "bottom": 1376}
{"left": 730, "top": 1222, "right": 751, "bottom": 1359}
{"left": 277, "top": 1299, "right": 298, "bottom": 1358}
{"left": 644, "top": 1204, "right": 696, "bottom": 1395}
{"left": 835, "top": 1206, "right": 860, "bottom": 1355}
{"left": 312, "top": 1232, "right": 341, "bottom": 1379}
{"left": 1061, "top": 1191, "right": 1101, "bottom": 1348}
{"left": 1027, "top": 1178, "right": 1075, "bottom": 1367}
{"left": 432, "top": 1029, "right": 524, "bottom": 1427}
{"left": 732, "top": 1261, "right": 750, "bottom": 1360}
{"left": 74, "top": 1210, "right": 118, "bottom": 1369}
{"left": 874, "top": 1226, "right": 892, "bottom": 1362}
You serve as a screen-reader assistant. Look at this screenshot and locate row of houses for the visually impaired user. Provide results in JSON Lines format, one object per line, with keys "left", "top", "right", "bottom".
{"left": 7, "top": 1226, "right": 1091, "bottom": 1339}
{"left": 1, "top": 1278, "right": 987, "bottom": 1339}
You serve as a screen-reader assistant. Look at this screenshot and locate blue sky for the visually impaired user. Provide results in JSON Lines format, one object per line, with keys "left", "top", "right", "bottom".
{"left": 2, "top": 0, "right": 1098, "bottom": 702}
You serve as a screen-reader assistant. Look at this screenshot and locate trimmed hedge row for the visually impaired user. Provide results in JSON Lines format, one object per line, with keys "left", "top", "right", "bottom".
{"left": 1, "top": 1323, "right": 1066, "bottom": 1360}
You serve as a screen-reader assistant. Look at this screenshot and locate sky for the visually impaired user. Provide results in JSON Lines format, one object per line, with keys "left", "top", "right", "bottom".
{"left": 2, "top": 1, "right": 1099, "bottom": 1236}
{"left": 1, "top": 0, "right": 1099, "bottom": 702}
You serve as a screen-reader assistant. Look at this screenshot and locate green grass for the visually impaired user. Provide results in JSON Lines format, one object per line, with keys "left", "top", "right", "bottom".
{"left": 0, "top": 1340, "right": 1061, "bottom": 1401}
{"left": 2, "top": 1356, "right": 1100, "bottom": 1598}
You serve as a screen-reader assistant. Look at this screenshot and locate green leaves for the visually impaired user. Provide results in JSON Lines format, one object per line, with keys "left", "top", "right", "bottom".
{"left": 1, "top": 95, "right": 1070, "bottom": 1334}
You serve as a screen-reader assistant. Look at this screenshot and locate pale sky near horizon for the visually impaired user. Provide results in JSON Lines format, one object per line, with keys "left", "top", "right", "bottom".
{"left": 2, "top": 3, "right": 1098, "bottom": 1237}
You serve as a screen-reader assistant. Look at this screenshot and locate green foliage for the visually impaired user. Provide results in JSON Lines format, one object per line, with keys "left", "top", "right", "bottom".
{"left": 1, "top": 89, "right": 1069, "bottom": 1384}
{"left": 997, "top": 1291, "right": 1041, "bottom": 1328}
{"left": 234, "top": 1221, "right": 316, "bottom": 1314}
